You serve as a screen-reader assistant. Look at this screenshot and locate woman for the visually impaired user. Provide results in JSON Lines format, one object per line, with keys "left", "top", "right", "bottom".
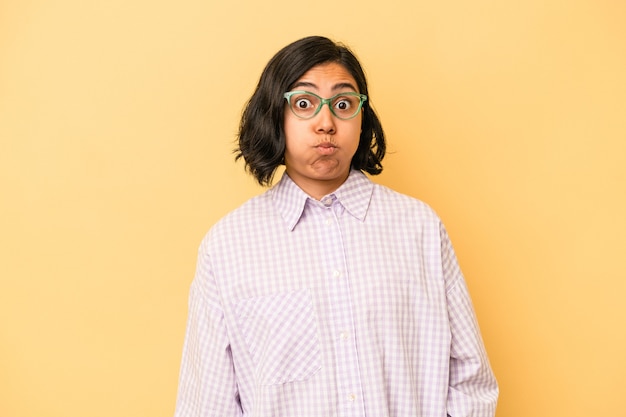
{"left": 173, "top": 35, "right": 498, "bottom": 417}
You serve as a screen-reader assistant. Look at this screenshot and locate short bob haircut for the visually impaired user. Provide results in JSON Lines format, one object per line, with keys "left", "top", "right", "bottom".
{"left": 235, "top": 36, "right": 386, "bottom": 186}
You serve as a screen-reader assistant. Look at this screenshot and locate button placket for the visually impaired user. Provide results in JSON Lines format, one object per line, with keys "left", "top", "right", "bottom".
{"left": 319, "top": 198, "right": 365, "bottom": 416}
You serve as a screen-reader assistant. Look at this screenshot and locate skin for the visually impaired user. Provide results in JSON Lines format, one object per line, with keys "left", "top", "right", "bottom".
{"left": 283, "top": 62, "right": 362, "bottom": 200}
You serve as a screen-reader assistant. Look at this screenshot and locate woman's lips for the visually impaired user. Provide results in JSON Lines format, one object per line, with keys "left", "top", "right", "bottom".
{"left": 315, "top": 142, "right": 337, "bottom": 155}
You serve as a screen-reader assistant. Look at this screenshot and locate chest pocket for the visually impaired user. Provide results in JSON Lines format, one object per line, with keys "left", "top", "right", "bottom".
{"left": 235, "top": 288, "right": 321, "bottom": 385}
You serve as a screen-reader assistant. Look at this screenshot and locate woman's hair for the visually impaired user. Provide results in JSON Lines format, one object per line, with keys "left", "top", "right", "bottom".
{"left": 235, "top": 36, "right": 386, "bottom": 186}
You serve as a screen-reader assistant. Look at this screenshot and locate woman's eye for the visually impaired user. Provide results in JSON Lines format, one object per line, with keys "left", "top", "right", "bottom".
{"left": 295, "top": 98, "right": 313, "bottom": 109}
{"left": 335, "top": 99, "right": 352, "bottom": 110}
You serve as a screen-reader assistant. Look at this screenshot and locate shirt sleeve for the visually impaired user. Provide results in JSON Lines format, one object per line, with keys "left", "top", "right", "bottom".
{"left": 173, "top": 244, "right": 242, "bottom": 417}
{"left": 440, "top": 223, "right": 499, "bottom": 417}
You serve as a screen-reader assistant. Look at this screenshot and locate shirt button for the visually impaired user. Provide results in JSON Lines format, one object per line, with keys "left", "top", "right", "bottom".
{"left": 348, "top": 393, "right": 356, "bottom": 402}
{"left": 332, "top": 270, "right": 341, "bottom": 278}
{"left": 325, "top": 216, "right": 332, "bottom": 225}
{"left": 340, "top": 331, "right": 348, "bottom": 340}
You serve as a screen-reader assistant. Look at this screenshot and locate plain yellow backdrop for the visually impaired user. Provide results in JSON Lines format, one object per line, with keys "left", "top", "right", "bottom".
{"left": 1, "top": 0, "right": 625, "bottom": 416}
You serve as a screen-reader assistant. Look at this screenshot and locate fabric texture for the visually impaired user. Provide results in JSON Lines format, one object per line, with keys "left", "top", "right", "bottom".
{"left": 174, "top": 170, "right": 498, "bottom": 417}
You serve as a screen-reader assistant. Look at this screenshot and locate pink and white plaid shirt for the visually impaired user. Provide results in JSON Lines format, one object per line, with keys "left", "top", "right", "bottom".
{"left": 174, "top": 170, "right": 498, "bottom": 417}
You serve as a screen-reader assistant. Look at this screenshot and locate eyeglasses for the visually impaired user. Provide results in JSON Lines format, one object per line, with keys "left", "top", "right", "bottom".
{"left": 283, "top": 90, "right": 367, "bottom": 120}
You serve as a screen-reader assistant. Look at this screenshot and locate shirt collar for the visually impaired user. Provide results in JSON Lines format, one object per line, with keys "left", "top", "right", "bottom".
{"left": 271, "top": 170, "right": 375, "bottom": 231}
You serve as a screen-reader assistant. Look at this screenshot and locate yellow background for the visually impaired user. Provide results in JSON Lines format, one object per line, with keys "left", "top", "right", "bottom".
{"left": 1, "top": 0, "right": 625, "bottom": 416}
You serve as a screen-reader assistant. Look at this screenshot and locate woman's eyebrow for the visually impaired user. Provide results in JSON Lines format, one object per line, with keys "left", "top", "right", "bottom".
{"left": 331, "top": 82, "right": 358, "bottom": 92}
{"left": 291, "top": 81, "right": 317, "bottom": 90}
{"left": 290, "top": 81, "right": 358, "bottom": 92}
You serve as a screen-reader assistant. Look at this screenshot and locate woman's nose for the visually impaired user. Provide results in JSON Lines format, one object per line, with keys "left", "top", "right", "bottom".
{"left": 315, "top": 104, "right": 336, "bottom": 134}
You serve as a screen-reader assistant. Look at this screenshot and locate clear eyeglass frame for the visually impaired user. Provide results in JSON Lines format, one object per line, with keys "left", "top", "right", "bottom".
{"left": 283, "top": 90, "right": 368, "bottom": 120}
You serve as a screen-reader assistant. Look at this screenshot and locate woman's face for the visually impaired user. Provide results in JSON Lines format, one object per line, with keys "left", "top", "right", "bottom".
{"left": 282, "top": 62, "right": 362, "bottom": 200}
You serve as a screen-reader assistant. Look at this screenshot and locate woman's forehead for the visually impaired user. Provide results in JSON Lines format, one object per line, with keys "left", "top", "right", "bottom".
{"left": 293, "top": 62, "right": 358, "bottom": 92}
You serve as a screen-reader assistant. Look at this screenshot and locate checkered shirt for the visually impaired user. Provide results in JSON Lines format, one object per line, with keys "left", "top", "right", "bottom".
{"left": 174, "top": 170, "right": 498, "bottom": 417}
